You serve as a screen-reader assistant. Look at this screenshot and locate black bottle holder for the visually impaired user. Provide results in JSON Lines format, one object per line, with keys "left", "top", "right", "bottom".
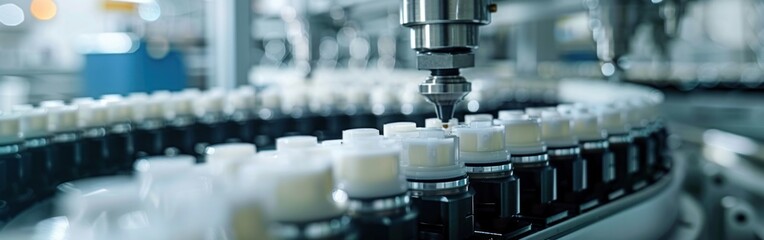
{"left": 50, "top": 132, "right": 82, "bottom": 184}
{"left": 580, "top": 140, "right": 617, "bottom": 204}
{"left": 633, "top": 128, "right": 658, "bottom": 183}
{"left": 467, "top": 163, "right": 532, "bottom": 239}
{"left": 106, "top": 124, "right": 134, "bottom": 173}
{"left": 347, "top": 194, "right": 419, "bottom": 240}
{"left": 0, "top": 142, "right": 27, "bottom": 216}
{"left": 513, "top": 157, "right": 569, "bottom": 227}
{"left": 652, "top": 122, "right": 671, "bottom": 174}
{"left": 80, "top": 127, "right": 109, "bottom": 177}
{"left": 274, "top": 215, "right": 355, "bottom": 240}
{"left": 24, "top": 137, "right": 54, "bottom": 199}
{"left": 163, "top": 117, "right": 197, "bottom": 156}
{"left": 133, "top": 120, "right": 166, "bottom": 158}
{"left": 408, "top": 176, "right": 475, "bottom": 240}
{"left": 548, "top": 146, "right": 599, "bottom": 214}
{"left": 349, "top": 113, "right": 376, "bottom": 129}
{"left": 608, "top": 134, "right": 640, "bottom": 197}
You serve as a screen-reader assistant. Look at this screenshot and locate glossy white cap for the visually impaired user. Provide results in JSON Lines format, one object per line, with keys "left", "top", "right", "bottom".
{"left": 383, "top": 122, "right": 417, "bottom": 137}
{"left": 48, "top": 106, "right": 79, "bottom": 133}
{"left": 597, "top": 107, "right": 630, "bottom": 135}
{"left": 276, "top": 135, "right": 318, "bottom": 151}
{"left": 205, "top": 143, "right": 257, "bottom": 174}
{"left": 245, "top": 153, "right": 343, "bottom": 222}
{"left": 78, "top": 102, "right": 109, "bottom": 128}
{"left": 399, "top": 129, "right": 464, "bottom": 180}
{"left": 424, "top": 118, "right": 442, "bottom": 129}
{"left": 525, "top": 107, "right": 557, "bottom": 118}
{"left": 195, "top": 90, "right": 226, "bottom": 117}
{"left": 498, "top": 110, "right": 525, "bottom": 120}
{"left": 496, "top": 118, "right": 547, "bottom": 155}
{"left": 133, "top": 155, "right": 196, "bottom": 180}
{"left": 570, "top": 111, "right": 607, "bottom": 141}
{"left": 539, "top": 115, "right": 578, "bottom": 148}
{"left": 332, "top": 141, "right": 407, "bottom": 198}
{"left": 342, "top": 128, "right": 382, "bottom": 143}
{"left": 464, "top": 114, "right": 493, "bottom": 124}
{"left": 39, "top": 100, "right": 65, "bottom": 109}
{"left": 165, "top": 92, "right": 195, "bottom": 119}
{"left": 104, "top": 99, "right": 133, "bottom": 124}
{"left": 0, "top": 114, "right": 22, "bottom": 144}
{"left": 18, "top": 108, "right": 49, "bottom": 139}
{"left": 452, "top": 121, "right": 509, "bottom": 164}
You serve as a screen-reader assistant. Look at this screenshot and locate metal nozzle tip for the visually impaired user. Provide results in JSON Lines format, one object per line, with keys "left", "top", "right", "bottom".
{"left": 434, "top": 104, "right": 455, "bottom": 123}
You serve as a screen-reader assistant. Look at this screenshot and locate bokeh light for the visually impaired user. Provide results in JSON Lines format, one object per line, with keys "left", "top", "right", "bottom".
{"left": 31, "top": 0, "right": 58, "bottom": 21}
{"left": 0, "top": 3, "right": 25, "bottom": 26}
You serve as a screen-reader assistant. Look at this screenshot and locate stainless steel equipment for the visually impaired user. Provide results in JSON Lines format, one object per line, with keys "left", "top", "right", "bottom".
{"left": 400, "top": 0, "right": 495, "bottom": 122}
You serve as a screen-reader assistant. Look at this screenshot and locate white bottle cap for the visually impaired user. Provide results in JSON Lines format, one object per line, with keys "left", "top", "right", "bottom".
{"left": 56, "top": 176, "right": 140, "bottom": 225}
{"left": 525, "top": 107, "right": 557, "bottom": 118}
{"left": 205, "top": 143, "right": 257, "bottom": 176}
{"left": 399, "top": 129, "right": 465, "bottom": 180}
{"left": 19, "top": 109, "right": 49, "bottom": 139}
{"left": 71, "top": 97, "right": 95, "bottom": 106}
{"left": 539, "top": 115, "right": 578, "bottom": 148}
{"left": 424, "top": 118, "right": 442, "bottom": 129}
{"left": 597, "top": 107, "right": 630, "bottom": 135}
{"left": 225, "top": 88, "right": 256, "bottom": 115}
{"left": 276, "top": 135, "right": 318, "bottom": 151}
{"left": 133, "top": 155, "right": 196, "bottom": 180}
{"left": 259, "top": 88, "right": 281, "bottom": 110}
{"left": 342, "top": 128, "right": 382, "bottom": 143}
{"left": 40, "top": 100, "right": 65, "bottom": 109}
{"left": 464, "top": 114, "right": 493, "bottom": 124}
{"left": 165, "top": 92, "right": 195, "bottom": 119}
{"left": 321, "top": 139, "right": 343, "bottom": 147}
{"left": 496, "top": 118, "right": 547, "bottom": 155}
{"left": 0, "top": 114, "right": 22, "bottom": 144}
{"left": 48, "top": 106, "right": 79, "bottom": 133}
{"left": 104, "top": 99, "right": 133, "bottom": 125}
{"left": 498, "top": 110, "right": 525, "bottom": 120}
{"left": 246, "top": 154, "right": 343, "bottom": 222}
{"left": 195, "top": 90, "right": 226, "bottom": 117}
{"left": 78, "top": 102, "right": 109, "bottom": 128}
{"left": 383, "top": 122, "right": 417, "bottom": 137}
{"left": 452, "top": 121, "right": 509, "bottom": 164}
{"left": 11, "top": 104, "right": 33, "bottom": 112}
{"left": 332, "top": 142, "right": 407, "bottom": 198}
{"left": 130, "top": 93, "right": 167, "bottom": 122}
{"left": 570, "top": 112, "right": 607, "bottom": 141}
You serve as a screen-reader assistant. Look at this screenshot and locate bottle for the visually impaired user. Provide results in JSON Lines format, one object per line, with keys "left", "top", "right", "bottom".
{"left": 17, "top": 108, "right": 54, "bottom": 199}
{"left": 255, "top": 88, "right": 285, "bottom": 148}
{"left": 223, "top": 86, "right": 258, "bottom": 143}
{"left": 193, "top": 89, "right": 228, "bottom": 155}
{"left": 496, "top": 116, "right": 567, "bottom": 227}
{"left": 103, "top": 97, "right": 135, "bottom": 173}
{"left": 163, "top": 90, "right": 198, "bottom": 156}
{"left": 76, "top": 102, "right": 110, "bottom": 177}
{"left": 46, "top": 105, "right": 82, "bottom": 185}
{"left": 598, "top": 106, "right": 638, "bottom": 197}
{"left": 247, "top": 148, "right": 353, "bottom": 239}
{"left": 130, "top": 93, "right": 167, "bottom": 158}
{"left": 568, "top": 110, "right": 616, "bottom": 204}
{"left": 397, "top": 128, "right": 475, "bottom": 240}
{"left": 0, "top": 113, "right": 27, "bottom": 217}
{"left": 452, "top": 120, "right": 532, "bottom": 238}
{"left": 332, "top": 128, "right": 418, "bottom": 239}
{"left": 539, "top": 111, "right": 595, "bottom": 214}
{"left": 619, "top": 100, "right": 653, "bottom": 187}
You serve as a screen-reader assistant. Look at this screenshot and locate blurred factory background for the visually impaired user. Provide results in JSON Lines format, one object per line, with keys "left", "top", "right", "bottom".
{"left": 1, "top": 0, "right": 764, "bottom": 239}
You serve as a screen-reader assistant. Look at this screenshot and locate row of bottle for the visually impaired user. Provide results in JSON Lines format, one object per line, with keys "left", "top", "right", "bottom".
{"left": 1, "top": 97, "right": 671, "bottom": 239}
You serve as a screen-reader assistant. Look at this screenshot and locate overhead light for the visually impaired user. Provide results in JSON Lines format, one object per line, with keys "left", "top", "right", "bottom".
{"left": 30, "top": 0, "right": 57, "bottom": 21}
{"left": 0, "top": 3, "right": 25, "bottom": 26}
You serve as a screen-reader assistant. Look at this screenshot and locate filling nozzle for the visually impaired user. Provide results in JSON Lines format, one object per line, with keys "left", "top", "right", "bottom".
{"left": 400, "top": 0, "right": 494, "bottom": 122}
